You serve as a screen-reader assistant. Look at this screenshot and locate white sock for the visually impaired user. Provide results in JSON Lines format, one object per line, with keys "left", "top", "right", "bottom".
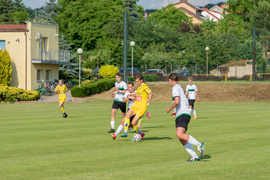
{"left": 115, "top": 125, "right": 124, "bottom": 136}
{"left": 192, "top": 109, "right": 197, "bottom": 117}
{"left": 184, "top": 143, "right": 199, "bottom": 158}
{"left": 188, "top": 135, "right": 201, "bottom": 147}
{"left": 138, "top": 127, "right": 142, "bottom": 135}
{"left": 111, "top": 121, "right": 115, "bottom": 129}
{"left": 189, "top": 108, "right": 192, "bottom": 113}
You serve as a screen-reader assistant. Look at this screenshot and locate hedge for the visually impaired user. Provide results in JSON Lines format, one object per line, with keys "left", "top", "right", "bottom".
{"left": 71, "top": 78, "right": 116, "bottom": 97}
{"left": 0, "top": 85, "right": 40, "bottom": 103}
{"left": 127, "top": 74, "right": 160, "bottom": 82}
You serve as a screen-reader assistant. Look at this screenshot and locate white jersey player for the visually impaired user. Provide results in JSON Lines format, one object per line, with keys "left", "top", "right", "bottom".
{"left": 166, "top": 73, "right": 205, "bottom": 162}
{"left": 108, "top": 73, "right": 128, "bottom": 133}
{"left": 185, "top": 77, "right": 199, "bottom": 119}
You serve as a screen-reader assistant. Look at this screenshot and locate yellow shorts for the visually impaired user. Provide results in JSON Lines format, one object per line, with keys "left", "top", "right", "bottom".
{"left": 131, "top": 103, "right": 147, "bottom": 118}
{"left": 59, "top": 95, "right": 66, "bottom": 103}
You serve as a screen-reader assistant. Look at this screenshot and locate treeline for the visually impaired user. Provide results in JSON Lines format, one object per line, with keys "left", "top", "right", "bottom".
{"left": 1, "top": 0, "right": 270, "bottom": 76}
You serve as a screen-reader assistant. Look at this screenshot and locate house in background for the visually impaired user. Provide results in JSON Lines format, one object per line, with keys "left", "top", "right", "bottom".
{"left": 0, "top": 21, "right": 70, "bottom": 90}
{"left": 210, "top": 60, "right": 253, "bottom": 78}
{"left": 202, "top": 8, "right": 223, "bottom": 22}
{"left": 174, "top": 0, "right": 205, "bottom": 24}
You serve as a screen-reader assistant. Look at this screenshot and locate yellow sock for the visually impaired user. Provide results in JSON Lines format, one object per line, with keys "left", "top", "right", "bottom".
{"left": 133, "top": 125, "right": 138, "bottom": 134}
{"left": 138, "top": 118, "right": 142, "bottom": 127}
{"left": 124, "top": 118, "right": 130, "bottom": 131}
{"left": 61, "top": 107, "right": 65, "bottom": 113}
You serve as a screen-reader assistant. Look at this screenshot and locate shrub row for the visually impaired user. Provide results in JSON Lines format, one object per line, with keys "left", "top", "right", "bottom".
{"left": 127, "top": 74, "right": 160, "bottom": 82}
{"left": 71, "top": 78, "right": 116, "bottom": 97}
{"left": 0, "top": 85, "right": 40, "bottom": 103}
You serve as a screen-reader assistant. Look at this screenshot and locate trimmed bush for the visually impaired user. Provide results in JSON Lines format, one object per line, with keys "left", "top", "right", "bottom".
{"left": 99, "top": 65, "right": 119, "bottom": 78}
{"left": 127, "top": 76, "right": 135, "bottom": 82}
{"left": 142, "top": 74, "right": 159, "bottom": 82}
{"left": 0, "top": 49, "right": 12, "bottom": 86}
{"left": 0, "top": 85, "right": 39, "bottom": 102}
{"left": 71, "top": 78, "right": 116, "bottom": 97}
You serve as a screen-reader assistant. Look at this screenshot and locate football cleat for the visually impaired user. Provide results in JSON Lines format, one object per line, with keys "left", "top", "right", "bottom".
{"left": 131, "top": 138, "right": 135, "bottom": 142}
{"left": 108, "top": 129, "right": 115, "bottom": 133}
{"left": 141, "top": 132, "right": 145, "bottom": 140}
{"left": 193, "top": 117, "right": 198, "bottom": 119}
{"left": 186, "top": 157, "right": 200, "bottom": 162}
{"left": 63, "top": 112, "right": 67, "bottom": 118}
{"left": 111, "top": 134, "right": 116, "bottom": 140}
{"left": 120, "top": 132, "right": 128, "bottom": 138}
{"left": 146, "top": 112, "right": 151, "bottom": 119}
{"left": 198, "top": 142, "right": 205, "bottom": 157}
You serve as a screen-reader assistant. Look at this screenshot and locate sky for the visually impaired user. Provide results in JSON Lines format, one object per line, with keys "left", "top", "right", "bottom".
{"left": 22, "top": 0, "right": 227, "bottom": 9}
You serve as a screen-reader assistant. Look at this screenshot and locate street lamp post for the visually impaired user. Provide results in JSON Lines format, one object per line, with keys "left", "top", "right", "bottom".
{"left": 130, "top": 41, "right": 135, "bottom": 77}
{"left": 77, "top": 48, "right": 83, "bottom": 88}
{"left": 205, "top": 46, "right": 209, "bottom": 76}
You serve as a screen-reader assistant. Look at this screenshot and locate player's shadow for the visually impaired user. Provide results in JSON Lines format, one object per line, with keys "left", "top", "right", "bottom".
{"left": 200, "top": 154, "right": 211, "bottom": 162}
{"left": 143, "top": 137, "right": 172, "bottom": 141}
{"left": 144, "top": 126, "right": 165, "bottom": 129}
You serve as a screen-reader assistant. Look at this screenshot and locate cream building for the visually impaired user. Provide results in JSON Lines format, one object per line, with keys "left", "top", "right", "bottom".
{"left": 174, "top": 0, "right": 205, "bottom": 24}
{"left": 0, "top": 21, "right": 70, "bottom": 90}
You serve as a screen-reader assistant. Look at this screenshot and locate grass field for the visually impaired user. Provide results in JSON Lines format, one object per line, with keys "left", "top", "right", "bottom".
{"left": 1, "top": 99, "right": 270, "bottom": 179}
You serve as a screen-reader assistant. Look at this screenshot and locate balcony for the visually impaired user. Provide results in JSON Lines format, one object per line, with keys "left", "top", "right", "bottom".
{"left": 31, "top": 49, "right": 71, "bottom": 65}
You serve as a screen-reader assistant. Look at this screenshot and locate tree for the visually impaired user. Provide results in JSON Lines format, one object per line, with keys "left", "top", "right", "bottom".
{"left": 0, "top": 0, "right": 29, "bottom": 24}
{"left": 0, "top": 49, "right": 12, "bottom": 86}
{"left": 148, "top": 4, "right": 191, "bottom": 30}
{"left": 248, "top": 0, "right": 270, "bottom": 31}
{"left": 57, "top": 0, "right": 123, "bottom": 51}
{"left": 36, "top": 0, "right": 60, "bottom": 24}
{"left": 122, "top": 0, "right": 141, "bottom": 20}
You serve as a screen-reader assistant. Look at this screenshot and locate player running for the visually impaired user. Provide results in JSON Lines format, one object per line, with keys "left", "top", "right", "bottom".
{"left": 166, "top": 73, "right": 205, "bottom": 162}
{"left": 185, "top": 77, "right": 199, "bottom": 119}
{"left": 110, "top": 82, "right": 145, "bottom": 140}
{"left": 123, "top": 74, "right": 152, "bottom": 141}
{"left": 108, "top": 73, "right": 128, "bottom": 133}
{"left": 55, "top": 79, "right": 68, "bottom": 118}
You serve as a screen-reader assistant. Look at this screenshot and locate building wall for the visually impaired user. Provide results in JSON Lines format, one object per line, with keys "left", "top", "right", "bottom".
{"left": 174, "top": 3, "right": 202, "bottom": 24}
{"left": 0, "top": 31, "right": 27, "bottom": 89}
{"left": 0, "top": 22, "right": 60, "bottom": 90}
{"left": 228, "top": 65, "right": 252, "bottom": 78}
{"left": 27, "top": 22, "right": 59, "bottom": 90}
{"left": 174, "top": 3, "right": 196, "bottom": 14}
{"left": 31, "top": 63, "right": 59, "bottom": 90}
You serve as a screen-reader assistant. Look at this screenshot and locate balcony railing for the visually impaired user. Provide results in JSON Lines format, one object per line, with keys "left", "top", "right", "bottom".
{"left": 31, "top": 49, "right": 71, "bottom": 64}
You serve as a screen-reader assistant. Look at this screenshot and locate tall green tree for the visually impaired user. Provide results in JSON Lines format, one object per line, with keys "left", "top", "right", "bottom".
{"left": 37, "top": 0, "right": 60, "bottom": 24}
{"left": 0, "top": 49, "right": 12, "bottom": 86}
{"left": 148, "top": 4, "right": 191, "bottom": 30}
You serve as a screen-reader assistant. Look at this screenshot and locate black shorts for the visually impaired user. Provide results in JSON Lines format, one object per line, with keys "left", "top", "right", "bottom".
{"left": 188, "top": 100, "right": 195, "bottom": 108}
{"left": 175, "top": 114, "right": 191, "bottom": 131}
{"left": 112, "top": 101, "right": 126, "bottom": 113}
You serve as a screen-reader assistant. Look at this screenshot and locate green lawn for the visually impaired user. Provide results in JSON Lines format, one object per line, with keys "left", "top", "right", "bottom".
{"left": 1, "top": 99, "right": 270, "bottom": 179}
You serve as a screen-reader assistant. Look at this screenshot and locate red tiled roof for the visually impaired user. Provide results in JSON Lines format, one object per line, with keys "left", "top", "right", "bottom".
{"left": 0, "top": 24, "right": 27, "bottom": 30}
{"left": 202, "top": 8, "right": 220, "bottom": 20}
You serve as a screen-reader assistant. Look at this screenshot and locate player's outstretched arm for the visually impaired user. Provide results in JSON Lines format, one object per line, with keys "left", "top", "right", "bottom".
{"left": 196, "top": 92, "right": 199, "bottom": 102}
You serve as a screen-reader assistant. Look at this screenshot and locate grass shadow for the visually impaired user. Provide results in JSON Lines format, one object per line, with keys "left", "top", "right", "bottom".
{"left": 201, "top": 154, "right": 211, "bottom": 162}
{"left": 143, "top": 137, "right": 172, "bottom": 141}
{"left": 145, "top": 126, "right": 165, "bottom": 129}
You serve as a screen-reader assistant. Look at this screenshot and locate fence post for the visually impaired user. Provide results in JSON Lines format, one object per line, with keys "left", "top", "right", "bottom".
{"left": 225, "top": 74, "right": 227, "bottom": 81}
{"left": 250, "top": 74, "right": 252, "bottom": 81}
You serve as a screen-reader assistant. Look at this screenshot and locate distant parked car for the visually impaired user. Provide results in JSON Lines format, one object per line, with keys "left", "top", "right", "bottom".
{"left": 144, "top": 69, "right": 165, "bottom": 77}
{"left": 119, "top": 68, "right": 140, "bottom": 76}
{"left": 176, "top": 71, "right": 190, "bottom": 76}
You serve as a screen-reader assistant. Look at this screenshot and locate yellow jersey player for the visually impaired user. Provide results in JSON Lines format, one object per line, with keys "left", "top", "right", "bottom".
{"left": 123, "top": 74, "right": 152, "bottom": 141}
{"left": 55, "top": 79, "right": 68, "bottom": 118}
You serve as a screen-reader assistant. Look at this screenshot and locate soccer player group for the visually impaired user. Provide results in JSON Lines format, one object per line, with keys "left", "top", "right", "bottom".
{"left": 55, "top": 73, "right": 204, "bottom": 162}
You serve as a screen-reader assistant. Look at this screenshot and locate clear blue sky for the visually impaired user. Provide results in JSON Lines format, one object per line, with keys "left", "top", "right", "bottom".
{"left": 22, "top": 0, "right": 227, "bottom": 9}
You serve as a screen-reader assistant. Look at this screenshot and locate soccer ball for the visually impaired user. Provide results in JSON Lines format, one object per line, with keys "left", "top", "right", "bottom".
{"left": 133, "top": 134, "right": 142, "bottom": 142}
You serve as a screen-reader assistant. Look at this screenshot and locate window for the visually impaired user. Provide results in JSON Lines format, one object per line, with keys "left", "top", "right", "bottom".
{"left": 0, "top": 40, "right": 5, "bottom": 50}
{"left": 46, "top": 70, "right": 50, "bottom": 82}
{"left": 196, "top": 11, "right": 201, "bottom": 16}
{"left": 42, "top": 37, "right": 48, "bottom": 52}
{"left": 37, "top": 70, "right": 41, "bottom": 81}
